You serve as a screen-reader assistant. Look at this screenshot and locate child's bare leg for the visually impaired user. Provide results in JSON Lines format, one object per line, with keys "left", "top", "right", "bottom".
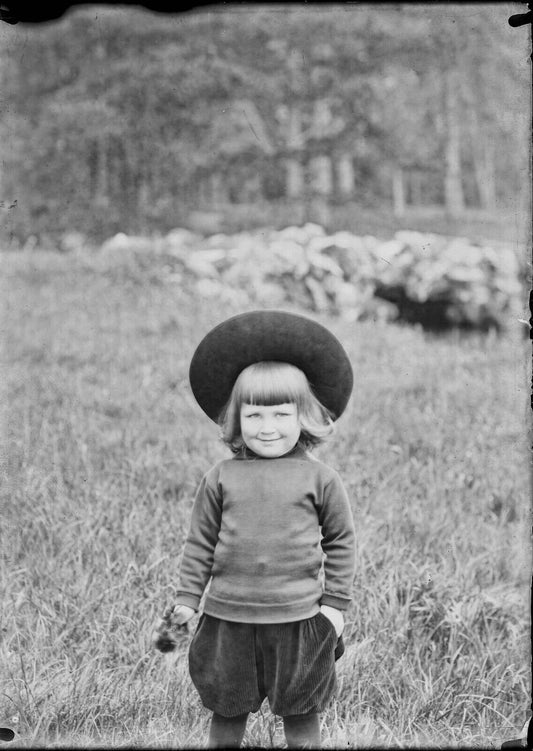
{"left": 283, "top": 713, "right": 321, "bottom": 749}
{"left": 208, "top": 712, "right": 249, "bottom": 748}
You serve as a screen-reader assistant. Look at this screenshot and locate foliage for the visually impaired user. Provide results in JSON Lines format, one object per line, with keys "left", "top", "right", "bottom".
{"left": 0, "top": 3, "right": 528, "bottom": 242}
{"left": 0, "top": 248, "right": 530, "bottom": 747}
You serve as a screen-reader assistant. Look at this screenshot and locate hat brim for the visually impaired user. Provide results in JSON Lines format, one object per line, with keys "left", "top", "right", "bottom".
{"left": 189, "top": 310, "right": 353, "bottom": 422}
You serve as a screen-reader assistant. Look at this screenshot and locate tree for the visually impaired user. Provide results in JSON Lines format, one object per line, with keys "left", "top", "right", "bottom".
{"left": 0, "top": 3, "right": 528, "bottom": 241}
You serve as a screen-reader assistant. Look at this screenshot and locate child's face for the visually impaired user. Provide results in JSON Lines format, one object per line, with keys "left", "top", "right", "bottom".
{"left": 240, "top": 403, "right": 301, "bottom": 458}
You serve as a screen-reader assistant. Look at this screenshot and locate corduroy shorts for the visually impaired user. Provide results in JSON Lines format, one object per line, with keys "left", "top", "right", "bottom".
{"left": 188, "top": 611, "right": 344, "bottom": 718}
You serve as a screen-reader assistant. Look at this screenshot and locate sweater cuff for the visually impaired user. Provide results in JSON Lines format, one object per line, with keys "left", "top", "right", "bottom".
{"left": 175, "top": 592, "right": 201, "bottom": 611}
{"left": 319, "top": 593, "right": 351, "bottom": 611}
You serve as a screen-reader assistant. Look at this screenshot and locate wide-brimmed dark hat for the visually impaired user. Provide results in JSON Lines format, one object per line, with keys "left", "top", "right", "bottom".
{"left": 189, "top": 310, "right": 353, "bottom": 422}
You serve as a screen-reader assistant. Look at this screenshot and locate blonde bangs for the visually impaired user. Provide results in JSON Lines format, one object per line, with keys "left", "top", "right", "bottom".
{"left": 233, "top": 361, "right": 309, "bottom": 406}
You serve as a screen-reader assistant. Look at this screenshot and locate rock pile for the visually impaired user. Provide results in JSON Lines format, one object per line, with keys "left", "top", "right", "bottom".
{"left": 98, "top": 223, "right": 524, "bottom": 330}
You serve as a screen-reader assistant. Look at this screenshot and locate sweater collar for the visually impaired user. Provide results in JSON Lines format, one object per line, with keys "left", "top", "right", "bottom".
{"left": 234, "top": 443, "right": 308, "bottom": 461}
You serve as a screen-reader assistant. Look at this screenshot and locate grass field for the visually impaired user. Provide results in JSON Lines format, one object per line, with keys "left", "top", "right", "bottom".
{"left": 0, "top": 247, "right": 530, "bottom": 748}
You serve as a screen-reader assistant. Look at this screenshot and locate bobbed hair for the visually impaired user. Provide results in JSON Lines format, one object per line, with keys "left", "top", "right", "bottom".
{"left": 219, "top": 361, "right": 335, "bottom": 454}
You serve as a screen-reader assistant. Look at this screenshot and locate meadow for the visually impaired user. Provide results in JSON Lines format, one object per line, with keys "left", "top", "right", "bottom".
{"left": 0, "top": 246, "right": 530, "bottom": 748}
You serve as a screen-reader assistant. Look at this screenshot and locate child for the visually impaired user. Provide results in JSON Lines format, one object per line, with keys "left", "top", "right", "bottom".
{"left": 156, "top": 310, "right": 356, "bottom": 749}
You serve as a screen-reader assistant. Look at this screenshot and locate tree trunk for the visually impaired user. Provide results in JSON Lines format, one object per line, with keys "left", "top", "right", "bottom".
{"left": 337, "top": 153, "right": 355, "bottom": 199}
{"left": 285, "top": 159, "right": 305, "bottom": 198}
{"left": 469, "top": 110, "right": 497, "bottom": 211}
{"left": 285, "top": 103, "right": 304, "bottom": 199}
{"left": 443, "top": 69, "right": 465, "bottom": 217}
{"left": 197, "top": 174, "right": 210, "bottom": 207}
{"left": 94, "top": 137, "right": 109, "bottom": 207}
{"left": 473, "top": 140, "right": 496, "bottom": 211}
{"left": 461, "top": 71, "right": 497, "bottom": 212}
{"left": 392, "top": 166, "right": 405, "bottom": 217}
{"left": 309, "top": 155, "right": 333, "bottom": 197}
{"left": 242, "top": 173, "right": 261, "bottom": 202}
{"left": 210, "top": 172, "right": 228, "bottom": 208}
{"left": 410, "top": 170, "right": 423, "bottom": 206}
{"left": 137, "top": 178, "right": 149, "bottom": 212}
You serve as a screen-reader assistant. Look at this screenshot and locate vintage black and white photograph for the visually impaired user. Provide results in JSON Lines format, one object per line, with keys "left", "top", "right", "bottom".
{"left": 1, "top": 2, "right": 531, "bottom": 748}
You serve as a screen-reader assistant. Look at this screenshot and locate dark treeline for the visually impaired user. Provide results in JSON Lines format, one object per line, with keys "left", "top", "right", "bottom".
{"left": 1, "top": 3, "right": 528, "bottom": 242}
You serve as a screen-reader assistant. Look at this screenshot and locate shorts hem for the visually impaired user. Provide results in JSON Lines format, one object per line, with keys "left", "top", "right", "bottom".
{"left": 269, "top": 698, "right": 335, "bottom": 717}
{"left": 199, "top": 701, "right": 264, "bottom": 717}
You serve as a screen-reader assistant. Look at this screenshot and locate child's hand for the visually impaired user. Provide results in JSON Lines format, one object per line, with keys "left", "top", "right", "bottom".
{"left": 320, "top": 605, "right": 344, "bottom": 637}
{"left": 171, "top": 605, "right": 195, "bottom": 624}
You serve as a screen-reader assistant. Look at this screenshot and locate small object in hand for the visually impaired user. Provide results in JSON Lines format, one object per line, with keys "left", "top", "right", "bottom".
{"left": 153, "top": 606, "right": 190, "bottom": 653}
{"left": 0, "top": 728, "right": 15, "bottom": 742}
{"left": 0, "top": 715, "right": 19, "bottom": 742}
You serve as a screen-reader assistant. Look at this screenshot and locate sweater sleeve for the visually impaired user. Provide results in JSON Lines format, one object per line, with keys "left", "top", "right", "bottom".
{"left": 317, "top": 470, "right": 356, "bottom": 611}
{"left": 174, "top": 467, "right": 223, "bottom": 611}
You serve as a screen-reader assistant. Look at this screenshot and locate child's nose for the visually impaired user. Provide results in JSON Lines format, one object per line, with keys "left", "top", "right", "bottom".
{"left": 260, "top": 417, "right": 276, "bottom": 433}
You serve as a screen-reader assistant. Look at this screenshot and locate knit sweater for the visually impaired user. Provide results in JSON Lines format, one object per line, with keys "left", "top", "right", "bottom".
{"left": 175, "top": 444, "right": 356, "bottom": 623}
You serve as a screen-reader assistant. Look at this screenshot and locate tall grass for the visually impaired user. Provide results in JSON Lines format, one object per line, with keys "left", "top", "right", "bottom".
{"left": 1, "top": 248, "right": 530, "bottom": 748}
